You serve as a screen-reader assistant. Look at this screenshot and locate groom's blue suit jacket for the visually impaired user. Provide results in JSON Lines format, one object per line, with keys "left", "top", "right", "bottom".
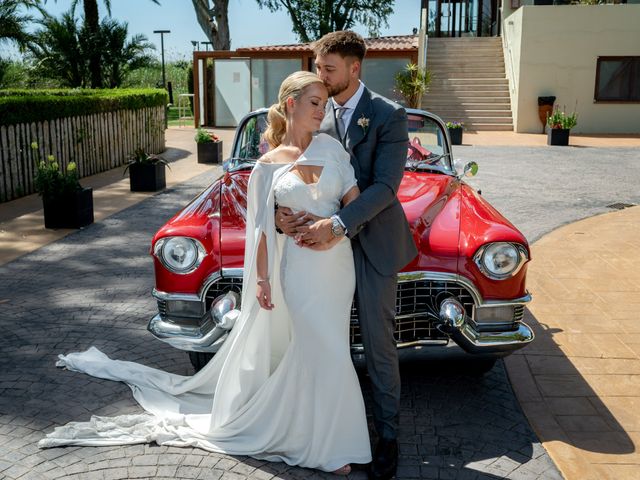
{"left": 320, "top": 86, "right": 418, "bottom": 276}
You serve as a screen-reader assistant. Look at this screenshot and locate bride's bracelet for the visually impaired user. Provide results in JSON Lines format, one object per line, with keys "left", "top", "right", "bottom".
{"left": 257, "top": 278, "right": 270, "bottom": 285}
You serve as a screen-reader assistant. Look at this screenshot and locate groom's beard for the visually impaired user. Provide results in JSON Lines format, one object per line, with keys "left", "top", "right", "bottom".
{"left": 324, "top": 78, "right": 350, "bottom": 98}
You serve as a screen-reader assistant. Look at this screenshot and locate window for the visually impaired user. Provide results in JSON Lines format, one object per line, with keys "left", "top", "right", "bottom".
{"left": 250, "top": 59, "right": 300, "bottom": 110}
{"left": 594, "top": 56, "right": 640, "bottom": 102}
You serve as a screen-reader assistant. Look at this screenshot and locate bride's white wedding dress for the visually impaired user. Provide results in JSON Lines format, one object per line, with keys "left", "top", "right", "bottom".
{"left": 38, "top": 133, "right": 372, "bottom": 472}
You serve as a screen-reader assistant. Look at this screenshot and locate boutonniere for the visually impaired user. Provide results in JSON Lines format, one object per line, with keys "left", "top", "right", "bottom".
{"left": 356, "top": 115, "right": 369, "bottom": 134}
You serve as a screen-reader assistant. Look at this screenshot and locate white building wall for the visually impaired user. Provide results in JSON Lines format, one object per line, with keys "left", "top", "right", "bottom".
{"left": 502, "top": 4, "right": 640, "bottom": 134}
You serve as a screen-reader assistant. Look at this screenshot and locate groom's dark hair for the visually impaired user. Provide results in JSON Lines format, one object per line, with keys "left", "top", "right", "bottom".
{"left": 311, "top": 30, "right": 367, "bottom": 62}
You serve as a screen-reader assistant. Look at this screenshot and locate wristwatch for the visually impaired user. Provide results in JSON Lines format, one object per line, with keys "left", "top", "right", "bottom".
{"left": 330, "top": 215, "right": 345, "bottom": 237}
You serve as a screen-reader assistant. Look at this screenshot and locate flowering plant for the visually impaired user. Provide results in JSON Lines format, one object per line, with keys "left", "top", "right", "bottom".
{"left": 194, "top": 128, "right": 221, "bottom": 143}
{"left": 547, "top": 107, "right": 577, "bottom": 130}
{"left": 445, "top": 121, "right": 464, "bottom": 129}
{"left": 32, "top": 142, "right": 82, "bottom": 200}
{"left": 356, "top": 115, "right": 369, "bottom": 133}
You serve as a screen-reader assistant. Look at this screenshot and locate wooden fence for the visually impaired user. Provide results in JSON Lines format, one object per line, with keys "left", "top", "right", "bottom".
{"left": 0, "top": 105, "right": 165, "bottom": 203}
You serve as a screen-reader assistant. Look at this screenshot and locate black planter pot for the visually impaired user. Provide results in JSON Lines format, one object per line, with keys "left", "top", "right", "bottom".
{"left": 448, "top": 128, "right": 463, "bottom": 146}
{"left": 129, "top": 162, "right": 166, "bottom": 192}
{"left": 547, "top": 128, "right": 570, "bottom": 146}
{"left": 197, "top": 141, "right": 223, "bottom": 164}
{"left": 42, "top": 187, "right": 94, "bottom": 229}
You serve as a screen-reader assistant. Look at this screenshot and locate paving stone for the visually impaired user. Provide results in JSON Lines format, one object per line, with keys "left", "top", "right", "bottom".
{"left": 0, "top": 164, "right": 568, "bottom": 479}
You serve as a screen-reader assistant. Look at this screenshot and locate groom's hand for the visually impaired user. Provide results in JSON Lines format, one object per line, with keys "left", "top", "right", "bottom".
{"left": 297, "top": 218, "right": 334, "bottom": 246}
{"left": 276, "top": 207, "right": 309, "bottom": 236}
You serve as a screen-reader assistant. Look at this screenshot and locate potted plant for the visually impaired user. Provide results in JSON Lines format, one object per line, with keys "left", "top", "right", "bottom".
{"left": 124, "top": 147, "right": 170, "bottom": 192}
{"left": 394, "top": 63, "right": 432, "bottom": 109}
{"left": 195, "top": 128, "right": 223, "bottom": 164}
{"left": 547, "top": 107, "right": 577, "bottom": 146}
{"left": 537, "top": 96, "right": 556, "bottom": 134}
{"left": 446, "top": 121, "right": 464, "bottom": 146}
{"left": 32, "top": 142, "right": 93, "bottom": 229}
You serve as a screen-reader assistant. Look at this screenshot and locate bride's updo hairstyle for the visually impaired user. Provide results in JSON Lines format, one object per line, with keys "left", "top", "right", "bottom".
{"left": 263, "top": 71, "right": 324, "bottom": 149}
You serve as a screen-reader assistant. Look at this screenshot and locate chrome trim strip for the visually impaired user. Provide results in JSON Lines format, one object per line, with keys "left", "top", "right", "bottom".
{"left": 351, "top": 338, "right": 449, "bottom": 353}
{"left": 197, "top": 270, "right": 223, "bottom": 299}
{"left": 222, "top": 267, "right": 244, "bottom": 278}
{"left": 152, "top": 288, "right": 200, "bottom": 303}
{"left": 476, "top": 293, "right": 532, "bottom": 307}
{"left": 397, "top": 271, "right": 483, "bottom": 305}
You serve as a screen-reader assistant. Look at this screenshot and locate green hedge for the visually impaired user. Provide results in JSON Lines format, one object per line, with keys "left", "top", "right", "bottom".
{"left": 0, "top": 88, "right": 169, "bottom": 126}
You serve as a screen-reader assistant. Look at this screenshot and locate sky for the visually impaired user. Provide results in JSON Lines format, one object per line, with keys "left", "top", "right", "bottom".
{"left": 7, "top": 0, "right": 422, "bottom": 61}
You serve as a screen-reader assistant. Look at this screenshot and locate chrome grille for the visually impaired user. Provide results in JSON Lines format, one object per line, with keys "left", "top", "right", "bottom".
{"left": 514, "top": 305, "right": 525, "bottom": 322}
{"left": 205, "top": 277, "right": 243, "bottom": 310}
{"left": 205, "top": 277, "right": 484, "bottom": 346}
{"left": 157, "top": 299, "right": 168, "bottom": 316}
{"left": 350, "top": 279, "right": 474, "bottom": 345}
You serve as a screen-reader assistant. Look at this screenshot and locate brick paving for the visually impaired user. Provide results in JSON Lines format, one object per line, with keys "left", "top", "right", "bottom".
{"left": 0, "top": 168, "right": 562, "bottom": 479}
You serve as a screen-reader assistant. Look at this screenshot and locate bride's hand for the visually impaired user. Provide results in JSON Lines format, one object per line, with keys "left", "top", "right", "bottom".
{"left": 256, "top": 280, "right": 274, "bottom": 310}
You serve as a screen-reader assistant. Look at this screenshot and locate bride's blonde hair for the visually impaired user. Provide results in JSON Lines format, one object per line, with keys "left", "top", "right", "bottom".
{"left": 263, "top": 71, "right": 324, "bottom": 149}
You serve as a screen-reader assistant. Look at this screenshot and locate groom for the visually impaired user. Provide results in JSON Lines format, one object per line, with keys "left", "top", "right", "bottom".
{"left": 277, "top": 31, "right": 418, "bottom": 479}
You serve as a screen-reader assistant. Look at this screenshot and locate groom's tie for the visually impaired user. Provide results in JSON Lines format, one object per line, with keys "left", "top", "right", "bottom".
{"left": 335, "top": 106, "right": 347, "bottom": 144}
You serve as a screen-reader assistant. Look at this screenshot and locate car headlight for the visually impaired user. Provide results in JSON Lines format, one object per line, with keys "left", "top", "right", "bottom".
{"left": 473, "top": 242, "right": 528, "bottom": 280}
{"left": 154, "top": 237, "right": 206, "bottom": 274}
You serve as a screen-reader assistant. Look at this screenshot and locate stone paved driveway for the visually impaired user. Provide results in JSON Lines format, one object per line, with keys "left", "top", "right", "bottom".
{"left": 3, "top": 143, "right": 624, "bottom": 479}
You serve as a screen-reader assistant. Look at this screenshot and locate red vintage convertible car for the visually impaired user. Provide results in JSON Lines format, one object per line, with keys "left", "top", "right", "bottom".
{"left": 149, "top": 109, "right": 533, "bottom": 373}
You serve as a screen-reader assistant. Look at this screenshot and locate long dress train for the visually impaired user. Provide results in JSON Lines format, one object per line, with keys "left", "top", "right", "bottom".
{"left": 38, "top": 133, "right": 371, "bottom": 472}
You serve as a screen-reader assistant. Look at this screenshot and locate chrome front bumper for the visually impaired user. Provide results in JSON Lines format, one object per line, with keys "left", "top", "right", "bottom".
{"left": 148, "top": 270, "right": 534, "bottom": 355}
{"left": 147, "top": 313, "right": 229, "bottom": 352}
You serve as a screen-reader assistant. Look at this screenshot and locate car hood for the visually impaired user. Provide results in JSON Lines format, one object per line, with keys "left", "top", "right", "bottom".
{"left": 218, "top": 170, "right": 464, "bottom": 272}
{"left": 154, "top": 168, "right": 529, "bottom": 300}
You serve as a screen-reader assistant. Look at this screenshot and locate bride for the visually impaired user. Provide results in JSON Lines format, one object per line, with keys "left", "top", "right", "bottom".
{"left": 39, "top": 71, "right": 371, "bottom": 475}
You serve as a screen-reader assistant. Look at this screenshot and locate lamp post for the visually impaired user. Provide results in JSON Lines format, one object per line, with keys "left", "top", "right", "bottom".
{"left": 191, "top": 40, "right": 200, "bottom": 51}
{"left": 153, "top": 29, "right": 171, "bottom": 88}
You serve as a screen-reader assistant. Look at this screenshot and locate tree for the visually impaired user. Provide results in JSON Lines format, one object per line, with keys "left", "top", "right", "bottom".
{"left": 255, "top": 0, "right": 394, "bottom": 43}
{"left": 100, "top": 18, "right": 155, "bottom": 88}
{"left": 29, "top": 11, "right": 88, "bottom": 87}
{"left": 58, "top": 0, "right": 159, "bottom": 88}
{"left": 29, "top": 9, "right": 155, "bottom": 88}
{"left": 0, "top": 0, "right": 41, "bottom": 50}
{"left": 190, "top": 0, "right": 230, "bottom": 50}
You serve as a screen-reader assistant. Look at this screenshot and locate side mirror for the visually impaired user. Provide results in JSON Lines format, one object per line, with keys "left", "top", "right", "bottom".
{"left": 463, "top": 161, "right": 478, "bottom": 177}
{"left": 453, "top": 159, "right": 478, "bottom": 178}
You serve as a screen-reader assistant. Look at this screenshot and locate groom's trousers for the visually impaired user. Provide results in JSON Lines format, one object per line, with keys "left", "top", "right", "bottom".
{"left": 352, "top": 240, "right": 401, "bottom": 440}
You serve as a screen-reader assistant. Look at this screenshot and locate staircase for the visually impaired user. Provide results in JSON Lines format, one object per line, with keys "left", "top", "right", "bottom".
{"left": 423, "top": 37, "right": 513, "bottom": 131}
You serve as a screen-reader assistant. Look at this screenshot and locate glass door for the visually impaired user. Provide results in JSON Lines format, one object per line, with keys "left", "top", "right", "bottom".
{"left": 214, "top": 59, "right": 251, "bottom": 127}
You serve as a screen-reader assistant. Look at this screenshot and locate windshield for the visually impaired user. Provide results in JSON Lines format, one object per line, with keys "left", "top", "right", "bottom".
{"left": 228, "top": 110, "right": 452, "bottom": 174}
{"left": 406, "top": 113, "right": 452, "bottom": 173}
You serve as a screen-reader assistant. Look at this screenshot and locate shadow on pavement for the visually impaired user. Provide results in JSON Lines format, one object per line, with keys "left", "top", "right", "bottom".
{"left": 509, "top": 308, "right": 635, "bottom": 457}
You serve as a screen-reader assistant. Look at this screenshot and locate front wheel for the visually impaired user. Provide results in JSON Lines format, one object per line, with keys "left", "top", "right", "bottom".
{"left": 188, "top": 352, "right": 214, "bottom": 372}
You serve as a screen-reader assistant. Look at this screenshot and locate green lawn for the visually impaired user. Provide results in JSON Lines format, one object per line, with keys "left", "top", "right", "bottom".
{"left": 167, "top": 105, "right": 194, "bottom": 128}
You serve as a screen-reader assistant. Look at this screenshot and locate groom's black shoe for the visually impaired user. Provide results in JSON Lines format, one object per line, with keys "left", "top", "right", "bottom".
{"left": 368, "top": 438, "right": 398, "bottom": 480}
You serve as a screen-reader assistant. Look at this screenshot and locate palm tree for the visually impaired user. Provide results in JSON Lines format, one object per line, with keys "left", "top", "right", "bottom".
{"left": 0, "top": 0, "right": 40, "bottom": 50}
{"left": 61, "top": 0, "right": 159, "bottom": 88}
{"left": 29, "top": 10, "right": 88, "bottom": 87}
{"left": 100, "top": 18, "right": 155, "bottom": 88}
{"left": 30, "top": 9, "right": 155, "bottom": 88}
